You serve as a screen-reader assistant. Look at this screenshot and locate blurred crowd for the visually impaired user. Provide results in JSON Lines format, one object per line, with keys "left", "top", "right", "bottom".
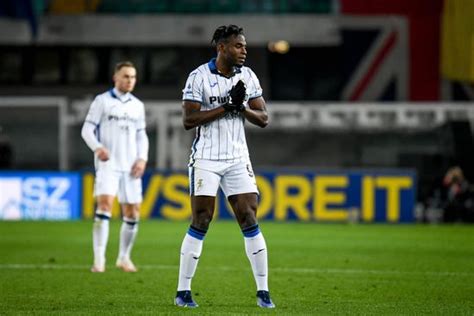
{"left": 441, "top": 166, "right": 474, "bottom": 222}
{"left": 423, "top": 166, "right": 474, "bottom": 223}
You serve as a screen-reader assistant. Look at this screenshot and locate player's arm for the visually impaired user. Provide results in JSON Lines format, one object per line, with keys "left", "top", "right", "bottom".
{"left": 243, "top": 96, "right": 268, "bottom": 128}
{"left": 82, "top": 124, "right": 110, "bottom": 161}
{"left": 131, "top": 126, "right": 148, "bottom": 178}
{"left": 81, "top": 98, "right": 109, "bottom": 161}
{"left": 182, "top": 101, "right": 226, "bottom": 130}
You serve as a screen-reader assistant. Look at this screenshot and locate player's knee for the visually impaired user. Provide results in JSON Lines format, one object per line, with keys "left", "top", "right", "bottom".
{"left": 192, "top": 210, "right": 213, "bottom": 230}
{"left": 193, "top": 216, "right": 212, "bottom": 230}
{"left": 97, "top": 202, "right": 113, "bottom": 212}
{"left": 120, "top": 205, "right": 135, "bottom": 219}
{"left": 238, "top": 209, "right": 257, "bottom": 228}
{"left": 125, "top": 213, "right": 139, "bottom": 222}
{"left": 124, "top": 205, "right": 140, "bottom": 219}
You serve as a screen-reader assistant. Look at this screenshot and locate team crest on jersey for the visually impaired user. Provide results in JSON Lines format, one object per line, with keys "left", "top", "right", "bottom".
{"left": 196, "top": 178, "right": 203, "bottom": 192}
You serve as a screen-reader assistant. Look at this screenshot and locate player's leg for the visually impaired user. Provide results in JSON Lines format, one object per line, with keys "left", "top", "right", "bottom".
{"left": 176, "top": 165, "right": 219, "bottom": 308}
{"left": 228, "top": 193, "right": 275, "bottom": 308}
{"left": 116, "top": 203, "right": 139, "bottom": 272}
{"left": 116, "top": 172, "right": 142, "bottom": 272}
{"left": 176, "top": 196, "right": 215, "bottom": 308}
{"left": 223, "top": 162, "right": 275, "bottom": 308}
{"left": 91, "top": 169, "right": 119, "bottom": 272}
{"left": 92, "top": 194, "right": 115, "bottom": 272}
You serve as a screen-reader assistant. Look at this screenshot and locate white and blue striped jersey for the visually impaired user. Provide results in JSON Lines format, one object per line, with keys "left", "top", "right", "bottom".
{"left": 183, "top": 58, "right": 263, "bottom": 163}
{"left": 82, "top": 88, "right": 148, "bottom": 171}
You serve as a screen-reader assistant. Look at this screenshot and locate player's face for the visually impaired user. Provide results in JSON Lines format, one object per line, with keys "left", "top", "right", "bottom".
{"left": 114, "top": 66, "right": 137, "bottom": 93}
{"left": 223, "top": 34, "right": 247, "bottom": 67}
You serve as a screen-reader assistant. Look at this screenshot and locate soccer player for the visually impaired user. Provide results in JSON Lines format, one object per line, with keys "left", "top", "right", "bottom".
{"left": 81, "top": 61, "right": 149, "bottom": 273}
{"left": 174, "top": 25, "right": 275, "bottom": 309}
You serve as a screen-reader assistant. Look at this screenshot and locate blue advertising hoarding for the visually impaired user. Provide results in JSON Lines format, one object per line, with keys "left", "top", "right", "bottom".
{"left": 0, "top": 172, "right": 81, "bottom": 220}
{"left": 82, "top": 169, "right": 416, "bottom": 222}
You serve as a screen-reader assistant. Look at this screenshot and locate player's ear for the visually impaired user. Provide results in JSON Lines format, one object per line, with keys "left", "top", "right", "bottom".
{"left": 217, "top": 42, "right": 225, "bottom": 54}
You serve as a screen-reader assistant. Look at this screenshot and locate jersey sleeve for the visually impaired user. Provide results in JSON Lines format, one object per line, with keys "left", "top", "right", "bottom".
{"left": 182, "top": 70, "right": 204, "bottom": 103}
{"left": 136, "top": 129, "right": 149, "bottom": 161}
{"left": 81, "top": 96, "right": 104, "bottom": 151}
{"left": 135, "top": 102, "right": 148, "bottom": 161}
{"left": 246, "top": 68, "right": 263, "bottom": 100}
{"left": 84, "top": 96, "right": 103, "bottom": 126}
{"left": 137, "top": 102, "right": 146, "bottom": 131}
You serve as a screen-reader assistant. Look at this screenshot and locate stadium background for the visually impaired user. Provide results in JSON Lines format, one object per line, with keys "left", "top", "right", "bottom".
{"left": 1, "top": 1, "right": 474, "bottom": 314}
{"left": 3, "top": 0, "right": 472, "bottom": 223}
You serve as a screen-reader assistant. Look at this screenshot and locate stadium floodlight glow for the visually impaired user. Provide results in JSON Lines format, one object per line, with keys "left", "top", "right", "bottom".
{"left": 267, "top": 40, "right": 290, "bottom": 54}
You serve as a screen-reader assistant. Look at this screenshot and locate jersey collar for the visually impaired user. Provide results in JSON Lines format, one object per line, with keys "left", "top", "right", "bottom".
{"left": 109, "top": 88, "right": 132, "bottom": 103}
{"left": 208, "top": 58, "right": 242, "bottom": 78}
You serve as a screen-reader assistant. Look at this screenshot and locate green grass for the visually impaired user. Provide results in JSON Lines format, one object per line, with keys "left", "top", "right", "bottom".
{"left": 1, "top": 221, "right": 473, "bottom": 315}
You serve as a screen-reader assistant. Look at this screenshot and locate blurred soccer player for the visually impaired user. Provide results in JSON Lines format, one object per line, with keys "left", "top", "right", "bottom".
{"left": 175, "top": 25, "right": 275, "bottom": 308}
{"left": 81, "top": 61, "right": 149, "bottom": 273}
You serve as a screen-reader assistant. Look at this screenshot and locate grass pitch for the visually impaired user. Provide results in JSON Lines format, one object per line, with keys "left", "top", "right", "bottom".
{"left": 1, "top": 221, "right": 473, "bottom": 315}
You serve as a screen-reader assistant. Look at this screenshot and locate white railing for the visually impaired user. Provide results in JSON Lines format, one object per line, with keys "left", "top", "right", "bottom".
{"left": 2, "top": 98, "right": 474, "bottom": 170}
{"left": 68, "top": 100, "right": 474, "bottom": 170}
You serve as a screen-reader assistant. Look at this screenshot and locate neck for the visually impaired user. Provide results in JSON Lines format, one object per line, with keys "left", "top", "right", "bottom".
{"left": 114, "top": 87, "right": 128, "bottom": 96}
{"left": 215, "top": 56, "right": 233, "bottom": 76}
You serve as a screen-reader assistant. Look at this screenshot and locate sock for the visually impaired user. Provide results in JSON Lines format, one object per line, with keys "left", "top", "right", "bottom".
{"left": 177, "top": 226, "right": 207, "bottom": 291}
{"left": 243, "top": 224, "right": 269, "bottom": 291}
{"left": 118, "top": 216, "right": 138, "bottom": 262}
{"left": 92, "top": 210, "right": 111, "bottom": 267}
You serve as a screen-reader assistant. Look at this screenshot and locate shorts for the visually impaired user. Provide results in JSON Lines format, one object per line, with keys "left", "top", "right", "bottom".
{"left": 189, "top": 159, "right": 258, "bottom": 198}
{"left": 94, "top": 169, "right": 143, "bottom": 204}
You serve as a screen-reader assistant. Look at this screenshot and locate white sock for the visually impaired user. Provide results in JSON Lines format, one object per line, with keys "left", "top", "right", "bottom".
{"left": 92, "top": 210, "right": 111, "bottom": 267}
{"left": 243, "top": 225, "right": 269, "bottom": 291}
{"left": 118, "top": 217, "right": 138, "bottom": 262}
{"left": 177, "top": 227, "right": 206, "bottom": 291}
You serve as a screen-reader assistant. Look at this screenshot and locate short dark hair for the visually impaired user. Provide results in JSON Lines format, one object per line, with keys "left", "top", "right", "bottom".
{"left": 114, "top": 61, "right": 135, "bottom": 73}
{"left": 211, "top": 25, "right": 244, "bottom": 46}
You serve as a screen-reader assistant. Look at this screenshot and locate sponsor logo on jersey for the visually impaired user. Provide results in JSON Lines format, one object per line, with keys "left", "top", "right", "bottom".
{"left": 209, "top": 96, "right": 230, "bottom": 104}
{"left": 107, "top": 114, "right": 136, "bottom": 123}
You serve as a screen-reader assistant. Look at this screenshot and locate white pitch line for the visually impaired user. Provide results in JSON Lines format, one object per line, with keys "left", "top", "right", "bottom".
{"left": 272, "top": 267, "right": 474, "bottom": 277}
{"left": 0, "top": 264, "right": 473, "bottom": 277}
